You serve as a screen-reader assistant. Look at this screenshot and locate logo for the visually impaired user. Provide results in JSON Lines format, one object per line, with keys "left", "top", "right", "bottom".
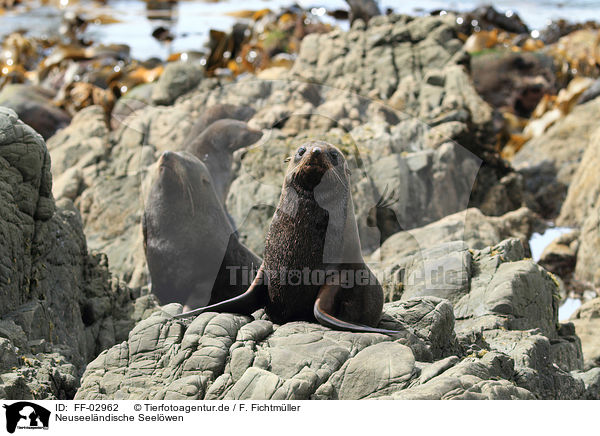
{"left": 2, "top": 402, "right": 50, "bottom": 433}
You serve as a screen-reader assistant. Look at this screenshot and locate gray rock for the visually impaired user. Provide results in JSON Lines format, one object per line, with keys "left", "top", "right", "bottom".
{"left": 152, "top": 62, "right": 203, "bottom": 106}
{"left": 75, "top": 236, "right": 592, "bottom": 399}
{"left": 571, "top": 367, "right": 600, "bottom": 399}
{"left": 381, "top": 297, "right": 458, "bottom": 359}
{"left": 313, "top": 342, "right": 416, "bottom": 399}
{"left": 514, "top": 97, "right": 600, "bottom": 217}
{"left": 46, "top": 105, "right": 109, "bottom": 178}
{"left": 557, "top": 125, "right": 600, "bottom": 228}
{"left": 573, "top": 205, "right": 600, "bottom": 288}
{"left": 370, "top": 208, "right": 543, "bottom": 302}
{"left": 570, "top": 297, "right": 600, "bottom": 369}
{"left": 52, "top": 167, "right": 83, "bottom": 201}
{"left": 0, "top": 108, "right": 155, "bottom": 399}
{"left": 76, "top": 309, "right": 404, "bottom": 400}
{"left": 391, "top": 352, "right": 534, "bottom": 399}
{"left": 110, "top": 83, "right": 154, "bottom": 130}
{"left": 483, "top": 329, "right": 584, "bottom": 399}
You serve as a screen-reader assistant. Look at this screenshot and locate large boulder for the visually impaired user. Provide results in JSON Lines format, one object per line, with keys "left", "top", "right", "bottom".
{"left": 554, "top": 126, "right": 600, "bottom": 287}
{"left": 570, "top": 298, "right": 600, "bottom": 369}
{"left": 369, "top": 207, "right": 543, "bottom": 286}
{"left": 0, "top": 108, "right": 156, "bottom": 399}
{"left": 573, "top": 206, "right": 600, "bottom": 287}
{"left": 557, "top": 126, "right": 600, "bottom": 228}
{"left": 513, "top": 97, "right": 600, "bottom": 217}
{"left": 151, "top": 61, "right": 204, "bottom": 106}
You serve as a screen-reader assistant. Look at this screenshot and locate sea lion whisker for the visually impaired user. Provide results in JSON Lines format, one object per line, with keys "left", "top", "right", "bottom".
{"left": 186, "top": 182, "right": 195, "bottom": 216}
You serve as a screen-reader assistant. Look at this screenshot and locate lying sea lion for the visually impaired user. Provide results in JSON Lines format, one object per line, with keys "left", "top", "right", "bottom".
{"left": 143, "top": 150, "right": 261, "bottom": 309}
{"left": 182, "top": 118, "right": 262, "bottom": 202}
{"left": 175, "top": 141, "right": 397, "bottom": 334}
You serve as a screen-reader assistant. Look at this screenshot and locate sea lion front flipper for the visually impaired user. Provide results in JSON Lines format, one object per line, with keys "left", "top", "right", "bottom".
{"left": 173, "top": 264, "right": 268, "bottom": 319}
{"left": 313, "top": 284, "right": 401, "bottom": 335}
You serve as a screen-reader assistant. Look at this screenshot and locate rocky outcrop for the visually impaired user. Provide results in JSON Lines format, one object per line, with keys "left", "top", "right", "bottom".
{"left": 75, "top": 238, "right": 594, "bottom": 400}
{"left": 40, "top": 14, "right": 522, "bottom": 284}
{"left": 369, "top": 207, "right": 543, "bottom": 280}
{"left": 551, "top": 126, "right": 600, "bottom": 287}
{"left": 0, "top": 108, "right": 157, "bottom": 399}
{"left": 513, "top": 97, "right": 600, "bottom": 217}
{"left": 573, "top": 205, "right": 600, "bottom": 287}
{"left": 557, "top": 126, "right": 600, "bottom": 228}
{"left": 570, "top": 298, "right": 600, "bottom": 369}
{"left": 21, "top": 13, "right": 594, "bottom": 401}
{"left": 151, "top": 61, "right": 204, "bottom": 106}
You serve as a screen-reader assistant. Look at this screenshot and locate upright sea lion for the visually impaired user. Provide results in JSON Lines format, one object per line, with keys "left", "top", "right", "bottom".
{"left": 175, "top": 141, "right": 397, "bottom": 334}
{"left": 182, "top": 118, "right": 263, "bottom": 202}
{"left": 143, "top": 150, "right": 261, "bottom": 309}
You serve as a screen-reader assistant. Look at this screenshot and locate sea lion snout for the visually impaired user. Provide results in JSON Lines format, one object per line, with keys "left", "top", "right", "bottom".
{"left": 158, "top": 151, "right": 174, "bottom": 167}
{"left": 157, "top": 151, "right": 179, "bottom": 179}
{"left": 288, "top": 142, "right": 347, "bottom": 190}
{"left": 306, "top": 147, "right": 327, "bottom": 168}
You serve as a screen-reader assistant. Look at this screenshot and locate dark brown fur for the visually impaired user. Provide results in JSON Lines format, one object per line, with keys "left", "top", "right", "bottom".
{"left": 263, "top": 141, "right": 382, "bottom": 326}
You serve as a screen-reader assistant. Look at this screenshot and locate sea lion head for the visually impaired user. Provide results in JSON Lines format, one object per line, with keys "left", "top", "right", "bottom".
{"left": 149, "top": 150, "right": 215, "bottom": 218}
{"left": 207, "top": 119, "right": 263, "bottom": 152}
{"left": 285, "top": 140, "right": 349, "bottom": 191}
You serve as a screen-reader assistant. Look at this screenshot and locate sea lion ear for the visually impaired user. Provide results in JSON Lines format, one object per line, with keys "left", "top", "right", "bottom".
{"left": 284, "top": 157, "right": 292, "bottom": 163}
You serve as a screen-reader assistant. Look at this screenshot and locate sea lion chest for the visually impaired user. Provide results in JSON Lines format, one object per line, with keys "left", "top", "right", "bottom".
{"left": 263, "top": 193, "right": 330, "bottom": 323}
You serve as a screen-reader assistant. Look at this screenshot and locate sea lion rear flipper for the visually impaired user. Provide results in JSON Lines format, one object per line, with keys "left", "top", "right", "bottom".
{"left": 313, "top": 284, "right": 400, "bottom": 335}
{"left": 173, "top": 264, "right": 268, "bottom": 319}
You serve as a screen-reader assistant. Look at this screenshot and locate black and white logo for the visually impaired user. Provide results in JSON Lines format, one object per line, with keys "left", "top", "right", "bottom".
{"left": 2, "top": 402, "right": 50, "bottom": 433}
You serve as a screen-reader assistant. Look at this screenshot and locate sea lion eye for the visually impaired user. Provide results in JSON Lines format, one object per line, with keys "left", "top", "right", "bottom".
{"left": 329, "top": 150, "right": 339, "bottom": 165}
{"left": 297, "top": 146, "right": 306, "bottom": 156}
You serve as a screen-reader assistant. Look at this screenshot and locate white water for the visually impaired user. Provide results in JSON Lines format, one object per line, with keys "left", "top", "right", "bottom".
{"left": 559, "top": 297, "right": 581, "bottom": 321}
{"left": 528, "top": 226, "right": 585, "bottom": 321}
{"left": 529, "top": 226, "right": 573, "bottom": 262}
